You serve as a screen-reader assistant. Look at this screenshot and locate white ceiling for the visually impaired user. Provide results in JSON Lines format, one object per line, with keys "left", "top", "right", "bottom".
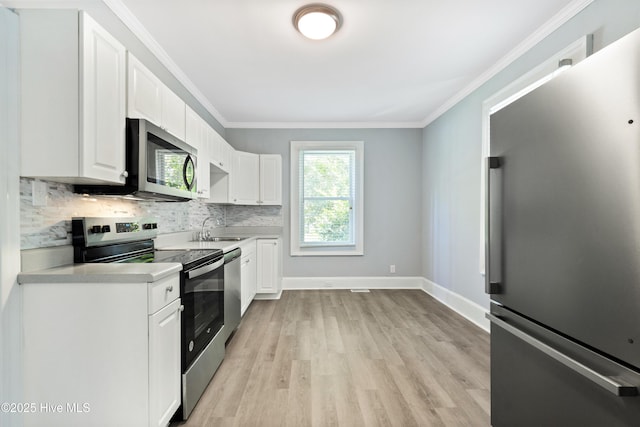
{"left": 6, "top": 0, "right": 592, "bottom": 127}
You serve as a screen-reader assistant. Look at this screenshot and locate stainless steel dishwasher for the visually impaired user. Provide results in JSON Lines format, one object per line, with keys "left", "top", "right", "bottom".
{"left": 223, "top": 247, "right": 241, "bottom": 342}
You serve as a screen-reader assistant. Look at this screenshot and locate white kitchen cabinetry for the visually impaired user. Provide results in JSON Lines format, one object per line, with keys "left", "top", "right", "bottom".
{"left": 259, "top": 155, "right": 283, "bottom": 205}
{"left": 127, "top": 53, "right": 162, "bottom": 125}
{"left": 127, "top": 53, "right": 186, "bottom": 140}
{"left": 21, "top": 274, "right": 182, "bottom": 427}
{"left": 149, "top": 298, "right": 182, "bottom": 427}
{"left": 160, "top": 84, "right": 186, "bottom": 140}
{"left": 210, "top": 129, "right": 233, "bottom": 173}
{"left": 20, "top": 10, "right": 127, "bottom": 184}
{"left": 229, "top": 152, "right": 282, "bottom": 205}
{"left": 186, "top": 106, "right": 210, "bottom": 199}
{"left": 230, "top": 151, "right": 260, "bottom": 204}
{"left": 255, "top": 238, "right": 283, "bottom": 298}
{"left": 240, "top": 240, "right": 257, "bottom": 315}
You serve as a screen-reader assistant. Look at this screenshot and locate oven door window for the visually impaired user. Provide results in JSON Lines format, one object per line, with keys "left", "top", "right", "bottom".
{"left": 146, "top": 131, "right": 196, "bottom": 191}
{"left": 182, "top": 263, "right": 224, "bottom": 369}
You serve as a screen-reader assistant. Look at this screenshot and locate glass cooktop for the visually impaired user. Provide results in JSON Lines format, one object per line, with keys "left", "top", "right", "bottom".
{"left": 122, "top": 249, "right": 223, "bottom": 268}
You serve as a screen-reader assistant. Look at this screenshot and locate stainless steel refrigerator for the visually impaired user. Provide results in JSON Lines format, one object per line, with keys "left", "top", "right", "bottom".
{"left": 487, "top": 27, "right": 640, "bottom": 426}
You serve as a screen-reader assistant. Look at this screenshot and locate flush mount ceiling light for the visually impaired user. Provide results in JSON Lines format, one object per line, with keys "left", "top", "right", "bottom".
{"left": 293, "top": 4, "right": 342, "bottom": 40}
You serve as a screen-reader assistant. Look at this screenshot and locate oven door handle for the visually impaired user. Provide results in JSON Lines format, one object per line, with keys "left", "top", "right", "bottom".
{"left": 187, "top": 258, "right": 224, "bottom": 279}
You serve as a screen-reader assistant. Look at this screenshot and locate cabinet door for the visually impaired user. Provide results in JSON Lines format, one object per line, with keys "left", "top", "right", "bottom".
{"left": 230, "top": 151, "right": 259, "bottom": 205}
{"left": 80, "top": 13, "right": 127, "bottom": 184}
{"left": 161, "top": 84, "right": 186, "bottom": 140}
{"left": 256, "top": 239, "right": 281, "bottom": 294}
{"left": 149, "top": 298, "right": 182, "bottom": 427}
{"left": 187, "top": 107, "right": 210, "bottom": 199}
{"left": 259, "top": 155, "right": 282, "bottom": 205}
{"left": 210, "top": 129, "right": 232, "bottom": 173}
{"left": 127, "top": 53, "right": 162, "bottom": 124}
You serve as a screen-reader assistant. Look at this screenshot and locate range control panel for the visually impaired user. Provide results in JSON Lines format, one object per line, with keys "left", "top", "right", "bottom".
{"left": 73, "top": 217, "right": 159, "bottom": 247}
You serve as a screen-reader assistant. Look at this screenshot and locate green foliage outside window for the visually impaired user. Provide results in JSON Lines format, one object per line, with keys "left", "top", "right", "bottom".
{"left": 302, "top": 151, "right": 354, "bottom": 244}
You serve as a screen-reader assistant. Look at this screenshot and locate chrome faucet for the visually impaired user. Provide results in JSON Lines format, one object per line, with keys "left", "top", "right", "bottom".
{"left": 200, "top": 216, "right": 215, "bottom": 241}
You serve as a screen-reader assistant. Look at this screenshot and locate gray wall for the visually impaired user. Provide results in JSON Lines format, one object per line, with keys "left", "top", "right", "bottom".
{"left": 422, "top": 0, "right": 640, "bottom": 308}
{"left": 226, "top": 128, "right": 423, "bottom": 278}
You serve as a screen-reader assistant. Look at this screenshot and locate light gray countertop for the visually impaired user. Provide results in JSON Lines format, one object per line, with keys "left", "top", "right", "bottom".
{"left": 18, "top": 227, "right": 282, "bottom": 282}
{"left": 157, "top": 235, "right": 280, "bottom": 253}
{"left": 17, "top": 262, "right": 183, "bottom": 284}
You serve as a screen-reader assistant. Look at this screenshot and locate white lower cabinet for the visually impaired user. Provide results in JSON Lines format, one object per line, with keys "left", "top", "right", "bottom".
{"left": 256, "top": 238, "right": 283, "bottom": 297}
{"left": 240, "top": 240, "right": 257, "bottom": 316}
{"left": 21, "top": 274, "right": 181, "bottom": 427}
{"left": 149, "top": 298, "right": 182, "bottom": 427}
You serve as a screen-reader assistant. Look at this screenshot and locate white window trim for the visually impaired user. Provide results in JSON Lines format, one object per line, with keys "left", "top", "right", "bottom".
{"left": 479, "top": 35, "right": 593, "bottom": 275}
{"left": 290, "top": 140, "right": 364, "bottom": 256}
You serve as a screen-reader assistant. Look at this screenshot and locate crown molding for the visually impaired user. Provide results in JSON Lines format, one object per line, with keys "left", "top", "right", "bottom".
{"left": 3, "top": 0, "right": 596, "bottom": 130}
{"left": 102, "top": 0, "right": 230, "bottom": 128}
{"left": 419, "top": 0, "right": 595, "bottom": 128}
{"left": 223, "top": 120, "right": 425, "bottom": 129}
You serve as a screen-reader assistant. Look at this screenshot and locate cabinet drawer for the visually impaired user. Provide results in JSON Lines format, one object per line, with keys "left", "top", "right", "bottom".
{"left": 149, "top": 275, "right": 180, "bottom": 314}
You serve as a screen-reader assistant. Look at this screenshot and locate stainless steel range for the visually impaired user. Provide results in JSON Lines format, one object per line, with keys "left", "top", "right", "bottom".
{"left": 72, "top": 217, "right": 225, "bottom": 420}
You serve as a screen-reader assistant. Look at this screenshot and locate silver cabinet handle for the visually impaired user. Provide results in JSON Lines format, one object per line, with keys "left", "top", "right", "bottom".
{"left": 486, "top": 156, "right": 502, "bottom": 294}
{"left": 166, "top": 285, "right": 173, "bottom": 292}
{"left": 179, "top": 305, "right": 184, "bottom": 312}
{"left": 121, "top": 170, "right": 129, "bottom": 178}
{"left": 486, "top": 313, "right": 638, "bottom": 397}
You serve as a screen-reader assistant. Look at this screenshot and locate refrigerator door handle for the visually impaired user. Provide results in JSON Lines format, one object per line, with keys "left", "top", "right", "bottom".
{"left": 486, "top": 156, "right": 502, "bottom": 294}
{"left": 486, "top": 313, "right": 638, "bottom": 397}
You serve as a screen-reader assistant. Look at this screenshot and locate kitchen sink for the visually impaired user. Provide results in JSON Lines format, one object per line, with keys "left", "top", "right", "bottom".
{"left": 197, "top": 236, "right": 248, "bottom": 242}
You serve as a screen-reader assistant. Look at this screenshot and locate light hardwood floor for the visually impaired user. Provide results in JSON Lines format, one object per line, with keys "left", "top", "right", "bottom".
{"left": 176, "top": 289, "right": 490, "bottom": 427}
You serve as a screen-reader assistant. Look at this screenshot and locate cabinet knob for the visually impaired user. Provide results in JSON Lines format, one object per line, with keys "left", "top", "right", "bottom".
{"left": 179, "top": 305, "right": 185, "bottom": 312}
{"left": 121, "top": 170, "right": 129, "bottom": 178}
{"left": 166, "top": 285, "right": 173, "bottom": 292}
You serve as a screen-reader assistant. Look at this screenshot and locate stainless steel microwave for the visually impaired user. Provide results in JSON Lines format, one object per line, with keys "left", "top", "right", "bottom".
{"left": 75, "top": 118, "right": 198, "bottom": 201}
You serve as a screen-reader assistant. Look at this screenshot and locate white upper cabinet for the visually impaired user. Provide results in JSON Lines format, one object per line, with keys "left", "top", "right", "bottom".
{"left": 229, "top": 152, "right": 282, "bottom": 206}
{"left": 160, "top": 84, "right": 186, "bottom": 140}
{"left": 20, "top": 10, "right": 127, "bottom": 184}
{"left": 259, "top": 155, "right": 282, "bottom": 205}
{"left": 186, "top": 106, "right": 210, "bottom": 199}
{"left": 127, "top": 53, "right": 162, "bottom": 125}
{"left": 230, "top": 151, "right": 260, "bottom": 205}
{"left": 209, "top": 129, "right": 233, "bottom": 173}
{"left": 127, "top": 53, "right": 185, "bottom": 140}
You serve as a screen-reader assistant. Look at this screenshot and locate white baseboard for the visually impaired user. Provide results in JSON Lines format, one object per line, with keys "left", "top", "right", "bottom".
{"left": 421, "top": 278, "right": 490, "bottom": 332}
{"left": 282, "top": 276, "right": 489, "bottom": 333}
{"left": 253, "top": 290, "right": 283, "bottom": 300}
{"left": 283, "top": 276, "right": 424, "bottom": 290}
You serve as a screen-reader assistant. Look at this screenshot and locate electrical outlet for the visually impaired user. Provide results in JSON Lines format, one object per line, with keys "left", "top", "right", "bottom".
{"left": 390, "top": 264, "right": 396, "bottom": 274}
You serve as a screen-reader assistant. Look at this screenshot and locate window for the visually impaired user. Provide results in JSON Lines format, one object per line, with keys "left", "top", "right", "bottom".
{"left": 291, "top": 141, "right": 364, "bottom": 256}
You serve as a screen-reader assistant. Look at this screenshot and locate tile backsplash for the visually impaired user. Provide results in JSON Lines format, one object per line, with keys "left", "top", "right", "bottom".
{"left": 20, "top": 178, "right": 282, "bottom": 249}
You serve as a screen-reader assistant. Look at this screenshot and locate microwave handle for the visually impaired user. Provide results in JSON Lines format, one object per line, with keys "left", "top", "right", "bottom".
{"left": 183, "top": 154, "right": 196, "bottom": 190}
